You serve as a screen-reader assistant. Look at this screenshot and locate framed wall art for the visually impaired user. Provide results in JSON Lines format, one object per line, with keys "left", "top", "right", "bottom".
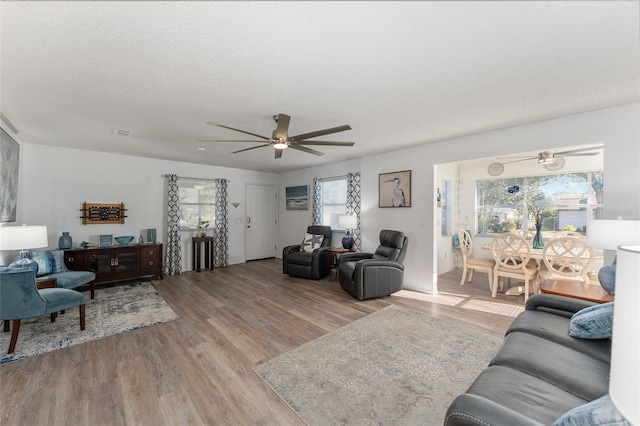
{"left": 285, "top": 185, "right": 309, "bottom": 210}
{"left": 379, "top": 170, "right": 411, "bottom": 208}
{"left": 0, "top": 127, "right": 19, "bottom": 222}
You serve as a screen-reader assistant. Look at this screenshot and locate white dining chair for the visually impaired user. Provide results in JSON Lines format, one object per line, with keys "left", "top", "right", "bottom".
{"left": 490, "top": 233, "right": 538, "bottom": 303}
{"left": 458, "top": 229, "right": 495, "bottom": 291}
{"left": 537, "top": 236, "right": 595, "bottom": 284}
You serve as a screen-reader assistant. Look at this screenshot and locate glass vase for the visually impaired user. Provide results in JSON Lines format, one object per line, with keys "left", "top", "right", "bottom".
{"left": 532, "top": 222, "right": 544, "bottom": 249}
{"left": 59, "top": 231, "right": 72, "bottom": 249}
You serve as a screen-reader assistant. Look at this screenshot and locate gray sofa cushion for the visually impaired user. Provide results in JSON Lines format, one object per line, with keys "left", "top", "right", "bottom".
{"left": 507, "top": 310, "right": 611, "bottom": 362}
{"left": 464, "top": 366, "right": 589, "bottom": 425}
{"left": 491, "top": 332, "right": 610, "bottom": 401}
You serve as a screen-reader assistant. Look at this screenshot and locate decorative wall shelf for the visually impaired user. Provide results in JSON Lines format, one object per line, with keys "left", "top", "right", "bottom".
{"left": 80, "top": 202, "right": 127, "bottom": 225}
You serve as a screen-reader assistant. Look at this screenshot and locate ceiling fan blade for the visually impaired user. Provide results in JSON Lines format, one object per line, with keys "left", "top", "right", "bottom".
{"left": 295, "top": 140, "right": 355, "bottom": 146}
{"left": 274, "top": 148, "right": 283, "bottom": 159}
{"left": 288, "top": 145, "right": 325, "bottom": 156}
{"left": 563, "top": 152, "right": 600, "bottom": 157}
{"left": 502, "top": 156, "right": 536, "bottom": 165}
{"left": 197, "top": 139, "right": 269, "bottom": 143}
{"left": 232, "top": 144, "right": 270, "bottom": 154}
{"left": 556, "top": 145, "right": 603, "bottom": 156}
{"left": 206, "top": 122, "right": 270, "bottom": 141}
{"left": 289, "top": 125, "right": 352, "bottom": 142}
{"left": 272, "top": 114, "right": 290, "bottom": 140}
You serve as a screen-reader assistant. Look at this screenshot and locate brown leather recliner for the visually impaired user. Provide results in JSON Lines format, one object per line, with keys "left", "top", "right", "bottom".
{"left": 338, "top": 229, "right": 408, "bottom": 300}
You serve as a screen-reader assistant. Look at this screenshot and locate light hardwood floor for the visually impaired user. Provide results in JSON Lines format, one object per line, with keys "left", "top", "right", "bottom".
{"left": 0, "top": 259, "right": 524, "bottom": 425}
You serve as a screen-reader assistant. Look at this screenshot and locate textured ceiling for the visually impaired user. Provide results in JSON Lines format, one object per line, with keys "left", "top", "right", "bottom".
{"left": 1, "top": 2, "right": 638, "bottom": 173}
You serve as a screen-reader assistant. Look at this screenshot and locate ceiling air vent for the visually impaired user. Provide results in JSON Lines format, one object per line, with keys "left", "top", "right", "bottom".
{"left": 113, "top": 129, "right": 132, "bottom": 137}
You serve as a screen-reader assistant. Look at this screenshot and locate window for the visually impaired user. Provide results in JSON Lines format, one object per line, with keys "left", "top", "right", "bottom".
{"left": 440, "top": 181, "right": 451, "bottom": 236}
{"left": 476, "top": 171, "right": 603, "bottom": 237}
{"left": 320, "top": 177, "right": 348, "bottom": 228}
{"left": 178, "top": 179, "right": 216, "bottom": 230}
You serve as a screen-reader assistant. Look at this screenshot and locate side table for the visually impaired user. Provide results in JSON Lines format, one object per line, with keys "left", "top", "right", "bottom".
{"left": 538, "top": 279, "right": 614, "bottom": 304}
{"left": 192, "top": 236, "right": 214, "bottom": 272}
{"left": 327, "top": 247, "right": 356, "bottom": 280}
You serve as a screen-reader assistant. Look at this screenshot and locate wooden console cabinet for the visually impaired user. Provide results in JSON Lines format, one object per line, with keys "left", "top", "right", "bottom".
{"left": 64, "top": 243, "right": 163, "bottom": 285}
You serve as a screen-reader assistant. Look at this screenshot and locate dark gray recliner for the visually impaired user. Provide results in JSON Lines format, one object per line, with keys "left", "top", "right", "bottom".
{"left": 338, "top": 229, "right": 408, "bottom": 300}
{"left": 282, "top": 226, "right": 333, "bottom": 280}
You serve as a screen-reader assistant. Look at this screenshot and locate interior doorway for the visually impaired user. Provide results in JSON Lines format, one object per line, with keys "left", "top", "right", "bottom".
{"left": 245, "top": 184, "right": 277, "bottom": 261}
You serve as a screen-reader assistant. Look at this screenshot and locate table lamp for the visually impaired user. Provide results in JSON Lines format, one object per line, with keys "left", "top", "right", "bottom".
{"left": 0, "top": 225, "right": 49, "bottom": 274}
{"left": 610, "top": 245, "right": 640, "bottom": 424}
{"left": 338, "top": 215, "right": 358, "bottom": 249}
{"left": 587, "top": 219, "right": 640, "bottom": 295}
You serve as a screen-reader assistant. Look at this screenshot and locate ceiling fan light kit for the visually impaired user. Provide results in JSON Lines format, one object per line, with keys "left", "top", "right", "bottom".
{"left": 202, "top": 113, "right": 354, "bottom": 159}
{"left": 537, "top": 151, "right": 555, "bottom": 164}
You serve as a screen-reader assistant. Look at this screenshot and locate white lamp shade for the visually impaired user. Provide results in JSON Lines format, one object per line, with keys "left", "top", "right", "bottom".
{"left": 587, "top": 220, "right": 640, "bottom": 251}
{"left": 338, "top": 215, "right": 357, "bottom": 230}
{"left": 0, "top": 225, "right": 49, "bottom": 250}
{"left": 610, "top": 245, "right": 640, "bottom": 424}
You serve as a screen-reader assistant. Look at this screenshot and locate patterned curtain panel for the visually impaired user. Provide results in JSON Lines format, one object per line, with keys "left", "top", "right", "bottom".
{"left": 214, "top": 178, "right": 229, "bottom": 268}
{"left": 347, "top": 172, "right": 362, "bottom": 250}
{"left": 164, "top": 174, "right": 182, "bottom": 275}
{"left": 312, "top": 177, "right": 322, "bottom": 226}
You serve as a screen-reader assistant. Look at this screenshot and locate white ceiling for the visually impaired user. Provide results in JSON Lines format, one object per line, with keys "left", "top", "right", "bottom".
{"left": 1, "top": 2, "right": 638, "bottom": 174}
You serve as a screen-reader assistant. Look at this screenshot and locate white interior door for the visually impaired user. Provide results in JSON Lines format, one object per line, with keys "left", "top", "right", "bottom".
{"left": 245, "top": 184, "right": 277, "bottom": 261}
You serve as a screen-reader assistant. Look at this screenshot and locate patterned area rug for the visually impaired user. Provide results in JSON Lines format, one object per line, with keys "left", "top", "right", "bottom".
{"left": 254, "top": 305, "right": 502, "bottom": 425}
{"left": 1, "top": 282, "right": 178, "bottom": 364}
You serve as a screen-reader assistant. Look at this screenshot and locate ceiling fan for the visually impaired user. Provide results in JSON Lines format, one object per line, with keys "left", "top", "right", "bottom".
{"left": 488, "top": 145, "right": 603, "bottom": 175}
{"left": 198, "top": 113, "right": 354, "bottom": 159}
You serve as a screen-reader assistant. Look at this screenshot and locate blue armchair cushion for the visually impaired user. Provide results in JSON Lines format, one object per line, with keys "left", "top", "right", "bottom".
{"left": 551, "top": 394, "right": 630, "bottom": 426}
{"left": 569, "top": 302, "right": 614, "bottom": 339}
{"left": 39, "top": 288, "right": 86, "bottom": 313}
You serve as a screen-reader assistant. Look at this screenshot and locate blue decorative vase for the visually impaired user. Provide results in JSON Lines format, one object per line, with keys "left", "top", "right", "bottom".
{"left": 342, "top": 231, "right": 355, "bottom": 249}
{"left": 532, "top": 223, "right": 544, "bottom": 250}
{"left": 59, "top": 232, "right": 72, "bottom": 249}
{"left": 598, "top": 255, "right": 617, "bottom": 295}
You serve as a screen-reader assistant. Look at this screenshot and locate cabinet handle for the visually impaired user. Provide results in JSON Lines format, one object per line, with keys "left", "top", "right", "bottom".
{"left": 148, "top": 261, "right": 154, "bottom": 266}
{"left": 110, "top": 258, "right": 115, "bottom": 266}
{"left": 115, "top": 258, "right": 119, "bottom": 266}
{"left": 148, "top": 250, "right": 154, "bottom": 255}
{"left": 68, "top": 256, "right": 74, "bottom": 262}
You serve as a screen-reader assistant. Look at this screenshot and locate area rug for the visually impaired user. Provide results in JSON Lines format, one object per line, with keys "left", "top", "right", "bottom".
{"left": 1, "top": 282, "right": 178, "bottom": 364}
{"left": 254, "top": 305, "right": 502, "bottom": 425}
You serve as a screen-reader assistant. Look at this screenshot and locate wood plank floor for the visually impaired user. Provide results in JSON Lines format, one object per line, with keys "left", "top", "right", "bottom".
{"left": 0, "top": 259, "right": 525, "bottom": 425}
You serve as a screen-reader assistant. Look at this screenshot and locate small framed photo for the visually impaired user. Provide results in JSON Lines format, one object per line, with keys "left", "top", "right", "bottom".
{"left": 379, "top": 170, "right": 411, "bottom": 208}
{"left": 285, "top": 185, "right": 309, "bottom": 210}
{"left": 99, "top": 234, "right": 113, "bottom": 247}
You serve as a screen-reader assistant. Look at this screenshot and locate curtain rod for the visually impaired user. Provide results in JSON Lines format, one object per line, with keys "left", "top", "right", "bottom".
{"left": 161, "top": 174, "right": 228, "bottom": 182}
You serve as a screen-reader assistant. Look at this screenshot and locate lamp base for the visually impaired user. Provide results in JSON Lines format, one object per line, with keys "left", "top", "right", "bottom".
{"left": 9, "top": 252, "right": 39, "bottom": 275}
{"left": 598, "top": 255, "right": 617, "bottom": 295}
{"left": 342, "top": 232, "right": 355, "bottom": 250}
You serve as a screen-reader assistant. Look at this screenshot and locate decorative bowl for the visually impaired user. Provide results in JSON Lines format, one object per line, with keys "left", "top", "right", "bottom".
{"left": 114, "top": 235, "right": 134, "bottom": 246}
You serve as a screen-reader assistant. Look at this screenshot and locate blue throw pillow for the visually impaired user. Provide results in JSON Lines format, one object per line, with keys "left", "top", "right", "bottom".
{"left": 569, "top": 302, "right": 614, "bottom": 339}
{"left": 552, "top": 394, "right": 630, "bottom": 425}
{"left": 49, "top": 250, "right": 68, "bottom": 273}
{"left": 30, "top": 250, "right": 54, "bottom": 277}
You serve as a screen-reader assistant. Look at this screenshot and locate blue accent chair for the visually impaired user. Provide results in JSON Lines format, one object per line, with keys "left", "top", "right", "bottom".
{"left": 0, "top": 268, "right": 86, "bottom": 354}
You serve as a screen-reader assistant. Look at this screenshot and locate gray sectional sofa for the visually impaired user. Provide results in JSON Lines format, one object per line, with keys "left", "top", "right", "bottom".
{"left": 444, "top": 294, "right": 612, "bottom": 426}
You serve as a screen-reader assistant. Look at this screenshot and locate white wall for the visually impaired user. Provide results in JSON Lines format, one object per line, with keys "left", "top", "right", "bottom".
{"left": 4, "top": 103, "right": 639, "bottom": 290}
{"left": 2, "top": 142, "right": 278, "bottom": 269}
{"left": 282, "top": 103, "right": 640, "bottom": 295}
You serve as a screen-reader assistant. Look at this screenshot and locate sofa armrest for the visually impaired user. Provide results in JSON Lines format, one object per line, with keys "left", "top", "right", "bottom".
{"left": 524, "top": 294, "right": 596, "bottom": 318}
{"left": 445, "top": 394, "right": 544, "bottom": 426}
{"left": 355, "top": 259, "right": 405, "bottom": 271}
{"left": 283, "top": 245, "right": 301, "bottom": 257}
